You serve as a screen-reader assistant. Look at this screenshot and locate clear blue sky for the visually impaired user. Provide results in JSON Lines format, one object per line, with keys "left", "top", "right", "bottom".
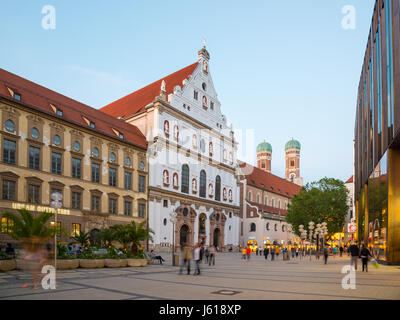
{"left": 0, "top": 0, "right": 375, "bottom": 184}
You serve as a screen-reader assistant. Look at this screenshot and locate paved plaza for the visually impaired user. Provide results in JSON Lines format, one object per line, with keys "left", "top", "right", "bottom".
{"left": 0, "top": 253, "right": 399, "bottom": 300}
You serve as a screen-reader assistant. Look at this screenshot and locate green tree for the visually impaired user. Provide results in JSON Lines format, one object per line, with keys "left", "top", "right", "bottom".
{"left": 286, "top": 178, "right": 349, "bottom": 238}
{"left": 2, "top": 209, "right": 54, "bottom": 241}
{"left": 99, "top": 227, "right": 116, "bottom": 247}
{"left": 71, "top": 231, "right": 90, "bottom": 247}
{"left": 110, "top": 224, "right": 131, "bottom": 250}
{"left": 126, "top": 221, "right": 154, "bottom": 256}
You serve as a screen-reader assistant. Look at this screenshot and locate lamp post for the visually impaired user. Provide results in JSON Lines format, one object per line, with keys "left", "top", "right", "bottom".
{"left": 50, "top": 191, "right": 62, "bottom": 289}
{"left": 321, "top": 222, "right": 328, "bottom": 250}
{"left": 308, "top": 221, "right": 315, "bottom": 260}
{"left": 170, "top": 212, "right": 177, "bottom": 266}
{"left": 298, "top": 225, "right": 307, "bottom": 259}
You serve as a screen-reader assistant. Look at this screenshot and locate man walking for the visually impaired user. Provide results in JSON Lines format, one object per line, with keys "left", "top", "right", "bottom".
{"left": 264, "top": 246, "right": 269, "bottom": 260}
{"left": 339, "top": 246, "right": 344, "bottom": 257}
{"left": 348, "top": 242, "right": 360, "bottom": 271}
{"left": 323, "top": 245, "right": 329, "bottom": 264}
{"left": 360, "top": 244, "right": 373, "bottom": 272}
{"left": 270, "top": 246, "right": 275, "bottom": 261}
{"left": 208, "top": 246, "right": 216, "bottom": 266}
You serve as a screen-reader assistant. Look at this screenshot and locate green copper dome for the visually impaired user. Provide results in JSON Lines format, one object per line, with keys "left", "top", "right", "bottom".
{"left": 285, "top": 138, "right": 301, "bottom": 150}
{"left": 257, "top": 140, "right": 272, "bottom": 153}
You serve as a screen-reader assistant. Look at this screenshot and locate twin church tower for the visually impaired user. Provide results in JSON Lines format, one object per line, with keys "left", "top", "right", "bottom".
{"left": 256, "top": 138, "right": 303, "bottom": 186}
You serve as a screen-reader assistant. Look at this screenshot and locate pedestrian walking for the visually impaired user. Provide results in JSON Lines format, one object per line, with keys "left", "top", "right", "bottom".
{"left": 179, "top": 243, "right": 193, "bottom": 275}
{"left": 256, "top": 248, "right": 259, "bottom": 256}
{"left": 270, "top": 246, "right": 275, "bottom": 261}
{"left": 209, "top": 246, "right": 216, "bottom": 266}
{"left": 246, "top": 247, "right": 251, "bottom": 260}
{"left": 193, "top": 244, "right": 201, "bottom": 275}
{"left": 295, "top": 247, "right": 299, "bottom": 259}
{"left": 204, "top": 247, "right": 210, "bottom": 264}
{"left": 348, "top": 242, "right": 360, "bottom": 270}
{"left": 339, "top": 246, "right": 344, "bottom": 257}
{"left": 264, "top": 247, "right": 269, "bottom": 260}
{"left": 291, "top": 247, "right": 295, "bottom": 259}
{"left": 360, "top": 245, "right": 373, "bottom": 272}
{"left": 323, "top": 246, "right": 329, "bottom": 264}
{"left": 241, "top": 247, "right": 247, "bottom": 260}
{"left": 199, "top": 245, "right": 204, "bottom": 263}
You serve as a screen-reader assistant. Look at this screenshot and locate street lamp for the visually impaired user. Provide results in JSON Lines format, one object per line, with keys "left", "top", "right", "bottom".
{"left": 170, "top": 211, "right": 178, "bottom": 266}
{"left": 308, "top": 221, "right": 315, "bottom": 260}
{"left": 50, "top": 191, "right": 62, "bottom": 289}
{"left": 321, "top": 222, "right": 328, "bottom": 250}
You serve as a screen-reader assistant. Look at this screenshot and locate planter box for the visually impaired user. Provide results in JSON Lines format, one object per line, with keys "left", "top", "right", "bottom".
{"left": 104, "top": 259, "right": 127, "bottom": 268}
{"left": 127, "top": 258, "right": 147, "bottom": 267}
{"left": 0, "top": 259, "right": 16, "bottom": 272}
{"left": 57, "top": 259, "right": 79, "bottom": 270}
{"left": 79, "top": 259, "right": 105, "bottom": 269}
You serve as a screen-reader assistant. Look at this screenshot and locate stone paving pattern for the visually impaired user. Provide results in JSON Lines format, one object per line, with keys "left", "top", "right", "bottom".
{"left": 0, "top": 253, "right": 399, "bottom": 300}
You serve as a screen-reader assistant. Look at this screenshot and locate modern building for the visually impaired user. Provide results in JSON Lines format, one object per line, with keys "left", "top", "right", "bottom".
{"left": 101, "top": 47, "right": 240, "bottom": 252}
{"left": 0, "top": 68, "right": 148, "bottom": 245}
{"left": 238, "top": 159, "right": 302, "bottom": 251}
{"left": 354, "top": 0, "right": 400, "bottom": 264}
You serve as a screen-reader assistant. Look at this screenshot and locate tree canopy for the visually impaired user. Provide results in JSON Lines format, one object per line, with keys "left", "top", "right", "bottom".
{"left": 286, "top": 178, "right": 349, "bottom": 237}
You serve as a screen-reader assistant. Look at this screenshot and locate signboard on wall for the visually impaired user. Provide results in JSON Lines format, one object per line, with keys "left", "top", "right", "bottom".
{"left": 348, "top": 222, "right": 357, "bottom": 233}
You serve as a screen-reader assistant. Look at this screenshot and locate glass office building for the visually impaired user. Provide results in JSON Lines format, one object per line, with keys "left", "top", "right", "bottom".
{"left": 355, "top": 0, "right": 400, "bottom": 264}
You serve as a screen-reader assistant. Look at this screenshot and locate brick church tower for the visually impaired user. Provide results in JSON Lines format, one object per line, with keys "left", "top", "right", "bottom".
{"left": 285, "top": 138, "right": 303, "bottom": 186}
{"left": 256, "top": 140, "right": 272, "bottom": 173}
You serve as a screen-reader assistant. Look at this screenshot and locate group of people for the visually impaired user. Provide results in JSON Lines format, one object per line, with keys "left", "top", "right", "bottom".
{"left": 179, "top": 243, "right": 217, "bottom": 275}
{"left": 1, "top": 243, "right": 16, "bottom": 258}
{"left": 242, "top": 246, "right": 303, "bottom": 261}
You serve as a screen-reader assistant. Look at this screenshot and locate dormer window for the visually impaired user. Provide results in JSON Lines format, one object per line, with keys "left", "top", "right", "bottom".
{"left": 90, "top": 121, "right": 95, "bottom": 129}
{"left": 119, "top": 133, "right": 124, "bottom": 139}
{"left": 56, "top": 109, "right": 63, "bottom": 117}
{"left": 13, "top": 93, "right": 21, "bottom": 101}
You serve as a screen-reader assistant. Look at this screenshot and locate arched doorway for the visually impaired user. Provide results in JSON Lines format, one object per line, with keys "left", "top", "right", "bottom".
{"left": 179, "top": 225, "right": 189, "bottom": 246}
{"left": 90, "top": 228, "right": 100, "bottom": 246}
{"left": 213, "top": 228, "right": 220, "bottom": 249}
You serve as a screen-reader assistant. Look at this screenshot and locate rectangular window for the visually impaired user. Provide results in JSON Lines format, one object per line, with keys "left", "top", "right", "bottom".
{"left": 386, "top": 0, "right": 394, "bottom": 129}
{"left": 91, "top": 195, "right": 100, "bottom": 212}
{"left": 92, "top": 163, "right": 100, "bottom": 183}
{"left": 194, "top": 91, "right": 198, "bottom": 100}
{"left": 138, "top": 203, "right": 145, "bottom": 218}
{"left": 2, "top": 180, "right": 16, "bottom": 201}
{"left": 50, "top": 221, "right": 61, "bottom": 237}
{"left": 3, "top": 139, "right": 16, "bottom": 165}
{"left": 109, "top": 198, "right": 117, "bottom": 214}
{"left": 71, "top": 192, "right": 81, "bottom": 209}
{"left": 124, "top": 172, "right": 132, "bottom": 190}
{"left": 51, "top": 152, "right": 62, "bottom": 175}
{"left": 71, "top": 223, "right": 81, "bottom": 237}
{"left": 1, "top": 217, "right": 14, "bottom": 234}
{"left": 163, "top": 199, "right": 168, "bottom": 208}
{"left": 72, "top": 158, "right": 81, "bottom": 179}
{"left": 376, "top": 23, "right": 383, "bottom": 134}
{"left": 109, "top": 167, "right": 117, "bottom": 187}
{"left": 28, "top": 184, "right": 40, "bottom": 204}
{"left": 29, "top": 146, "right": 40, "bottom": 170}
{"left": 124, "top": 201, "right": 132, "bottom": 216}
{"left": 139, "top": 175, "right": 145, "bottom": 193}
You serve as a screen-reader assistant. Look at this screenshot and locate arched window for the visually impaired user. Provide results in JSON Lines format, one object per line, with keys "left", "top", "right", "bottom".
{"left": 282, "top": 225, "right": 286, "bottom": 232}
{"left": 256, "top": 194, "right": 260, "bottom": 203}
{"left": 229, "top": 189, "right": 233, "bottom": 202}
{"left": 200, "top": 170, "right": 206, "bottom": 198}
{"left": 266, "top": 223, "right": 270, "bottom": 231}
{"left": 278, "top": 200, "right": 281, "bottom": 209}
{"left": 271, "top": 199, "right": 274, "bottom": 207}
{"left": 248, "top": 191, "right": 252, "bottom": 202}
{"left": 215, "top": 176, "right": 221, "bottom": 201}
{"left": 181, "top": 165, "right": 189, "bottom": 194}
{"left": 274, "top": 224, "right": 277, "bottom": 231}
{"left": 164, "top": 120, "right": 170, "bottom": 136}
{"left": 209, "top": 141, "right": 213, "bottom": 155}
{"left": 192, "top": 135, "right": 198, "bottom": 149}
{"left": 250, "top": 223, "right": 256, "bottom": 232}
{"left": 265, "top": 196, "right": 268, "bottom": 205}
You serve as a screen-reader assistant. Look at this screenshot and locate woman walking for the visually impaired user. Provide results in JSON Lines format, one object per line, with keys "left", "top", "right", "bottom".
{"left": 360, "top": 245, "right": 373, "bottom": 272}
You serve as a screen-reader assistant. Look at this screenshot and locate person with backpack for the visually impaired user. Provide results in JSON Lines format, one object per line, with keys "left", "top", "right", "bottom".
{"left": 359, "top": 244, "right": 373, "bottom": 272}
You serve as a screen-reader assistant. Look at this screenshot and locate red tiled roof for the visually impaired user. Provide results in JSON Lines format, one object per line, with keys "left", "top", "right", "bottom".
{"left": 346, "top": 176, "right": 354, "bottom": 183}
{"left": 238, "top": 161, "right": 302, "bottom": 198}
{"left": 0, "top": 68, "right": 147, "bottom": 150}
{"left": 247, "top": 201, "right": 288, "bottom": 216}
{"left": 100, "top": 62, "right": 199, "bottom": 118}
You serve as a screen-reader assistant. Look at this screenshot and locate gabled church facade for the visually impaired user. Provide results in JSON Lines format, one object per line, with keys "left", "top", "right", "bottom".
{"left": 101, "top": 47, "right": 240, "bottom": 252}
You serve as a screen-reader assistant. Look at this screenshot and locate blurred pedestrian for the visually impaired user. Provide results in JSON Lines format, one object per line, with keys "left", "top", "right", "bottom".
{"left": 242, "top": 247, "right": 247, "bottom": 260}
{"left": 179, "top": 243, "right": 193, "bottom": 275}
{"left": 204, "top": 247, "right": 210, "bottom": 264}
{"left": 264, "top": 247, "right": 269, "bottom": 260}
{"left": 360, "top": 244, "right": 373, "bottom": 272}
{"left": 349, "top": 242, "right": 360, "bottom": 271}
{"left": 209, "top": 246, "right": 216, "bottom": 266}
{"left": 246, "top": 247, "right": 251, "bottom": 260}
{"left": 5, "top": 243, "right": 15, "bottom": 258}
{"left": 339, "top": 246, "right": 344, "bottom": 257}
{"left": 323, "top": 246, "right": 329, "bottom": 265}
{"left": 193, "top": 244, "right": 201, "bottom": 275}
{"left": 271, "top": 246, "right": 275, "bottom": 261}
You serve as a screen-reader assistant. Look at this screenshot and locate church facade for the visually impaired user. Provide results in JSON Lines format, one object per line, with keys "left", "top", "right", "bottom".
{"left": 101, "top": 47, "right": 240, "bottom": 252}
